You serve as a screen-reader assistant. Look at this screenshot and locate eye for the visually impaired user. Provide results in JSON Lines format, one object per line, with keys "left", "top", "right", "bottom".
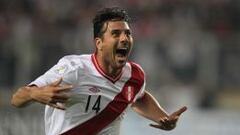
{"left": 125, "top": 30, "right": 131, "bottom": 36}
{"left": 111, "top": 30, "right": 121, "bottom": 37}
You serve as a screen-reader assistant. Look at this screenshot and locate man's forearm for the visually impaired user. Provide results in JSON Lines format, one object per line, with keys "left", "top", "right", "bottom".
{"left": 11, "top": 86, "right": 34, "bottom": 107}
{"left": 131, "top": 91, "right": 169, "bottom": 123}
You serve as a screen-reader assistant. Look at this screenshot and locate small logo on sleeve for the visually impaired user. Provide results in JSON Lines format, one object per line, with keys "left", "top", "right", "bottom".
{"left": 55, "top": 64, "right": 68, "bottom": 74}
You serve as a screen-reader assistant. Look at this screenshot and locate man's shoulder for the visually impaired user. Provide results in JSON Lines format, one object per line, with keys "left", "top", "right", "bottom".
{"left": 54, "top": 54, "right": 92, "bottom": 72}
{"left": 127, "top": 61, "right": 145, "bottom": 81}
{"left": 128, "top": 62, "right": 144, "bottom": 74}
{"left": 47, "top": 54, "right": 93, "bottom": 76}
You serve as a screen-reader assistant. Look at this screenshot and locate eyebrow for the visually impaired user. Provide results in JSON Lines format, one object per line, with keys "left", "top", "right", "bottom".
{"left": 111, "top": 29, "right": 131, "bottom": 33}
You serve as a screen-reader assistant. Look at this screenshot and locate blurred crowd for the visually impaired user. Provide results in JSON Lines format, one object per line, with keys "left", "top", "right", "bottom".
{"left": 0, "top": 0, "right": 240, "bottom": 108}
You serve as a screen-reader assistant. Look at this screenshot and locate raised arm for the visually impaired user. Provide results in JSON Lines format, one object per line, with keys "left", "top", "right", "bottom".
{"left": 131, "top": 91, "right": 187, "bottom": 130}
{"left": 11, "top": 78, "right": 72, "bottom": 110}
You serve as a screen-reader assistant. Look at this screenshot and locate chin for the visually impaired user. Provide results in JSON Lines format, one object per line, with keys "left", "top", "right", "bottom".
{"left": 116, "top": 62, "right": 126, "bottom": 69}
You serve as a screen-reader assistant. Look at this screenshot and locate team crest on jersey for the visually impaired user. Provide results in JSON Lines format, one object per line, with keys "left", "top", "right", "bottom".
{"left": 124, "top": 86, "right": 134, "bottom": 102}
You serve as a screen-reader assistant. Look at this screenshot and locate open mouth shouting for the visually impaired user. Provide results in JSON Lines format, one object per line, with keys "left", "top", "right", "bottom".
{"left": 114, "top": 46, "right": 131, "bottom": 66}
{"left": 116, "top": 47, "right": 128, "bottom": 57}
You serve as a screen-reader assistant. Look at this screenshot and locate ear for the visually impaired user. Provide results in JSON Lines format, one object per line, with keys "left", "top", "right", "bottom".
{"left": 95, "top": 37, "right": 103, "bottom": 51}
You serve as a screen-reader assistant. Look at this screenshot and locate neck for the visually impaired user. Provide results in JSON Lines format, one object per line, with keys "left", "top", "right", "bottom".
{"left": 95, "top": 53, "right": 121, "bottom": 78}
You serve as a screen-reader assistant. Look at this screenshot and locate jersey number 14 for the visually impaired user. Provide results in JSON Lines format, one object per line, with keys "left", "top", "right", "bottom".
{"left": 85, "top": 95, "right": 101, "bottom": 113}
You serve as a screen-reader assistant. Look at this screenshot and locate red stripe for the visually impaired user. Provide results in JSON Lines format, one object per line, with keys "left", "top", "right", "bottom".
{"left": 91, "top": 54, "right": 122, "bottom": 83}
{"left": 61, "top": 62, "right": 144, "bottom": 135}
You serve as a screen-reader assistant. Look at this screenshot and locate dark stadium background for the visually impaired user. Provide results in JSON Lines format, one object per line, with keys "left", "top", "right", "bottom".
{"left": 0, "top": 0, "right": 240, "bottom": 135}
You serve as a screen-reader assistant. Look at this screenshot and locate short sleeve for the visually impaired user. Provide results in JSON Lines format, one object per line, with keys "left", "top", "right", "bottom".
{"left": 135, "top": 80, "right": 146, "bottom": 100}
{"left": 130, "top": 62, "right": 146, "bottom": 102}
{"left": 29, "top": 56, "right": 78, "bottom": 87}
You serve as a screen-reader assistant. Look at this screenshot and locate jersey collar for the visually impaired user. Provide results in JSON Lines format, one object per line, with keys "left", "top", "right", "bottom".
{"left": 91, "top": 54, "right": 123, "bottom": 83}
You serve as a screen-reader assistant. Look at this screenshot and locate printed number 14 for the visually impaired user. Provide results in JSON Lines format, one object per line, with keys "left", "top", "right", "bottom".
{"left": 85, "top": 95, "right": 101, "bottom": 113}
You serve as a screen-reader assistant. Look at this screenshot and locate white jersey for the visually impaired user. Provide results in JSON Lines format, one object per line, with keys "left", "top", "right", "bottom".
{"left": 30, "top": 54, "right": 146, "bottom": 135}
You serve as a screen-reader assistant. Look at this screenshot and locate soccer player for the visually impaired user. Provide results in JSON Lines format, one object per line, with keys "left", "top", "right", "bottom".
{"left": 11, "top": 7, "right": 187, "bottom": 135}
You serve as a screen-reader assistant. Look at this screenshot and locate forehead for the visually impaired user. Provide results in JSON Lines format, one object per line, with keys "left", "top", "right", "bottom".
{"left": 106, "top": 21, "right": 130, "bottom": 31}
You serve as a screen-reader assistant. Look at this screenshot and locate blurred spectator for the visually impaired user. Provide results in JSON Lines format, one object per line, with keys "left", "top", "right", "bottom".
{"left": 0, "top": 0, "right": 240, "bottom": 108}
{"left": 1, "top": 1, "right": 240, "bottom": 135}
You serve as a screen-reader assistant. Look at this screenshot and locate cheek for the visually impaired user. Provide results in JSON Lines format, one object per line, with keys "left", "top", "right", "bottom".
{"left": 102, "top": 43, "right": 114, "bottom": 56}
{"left": 129, "top": 37, "right": 133, "bottom": 44}
{"left": 103, "top": 39, "right": 117, "bottom": 50}
{"left": 129, "top": 38, "right": 133, "bottom": 48}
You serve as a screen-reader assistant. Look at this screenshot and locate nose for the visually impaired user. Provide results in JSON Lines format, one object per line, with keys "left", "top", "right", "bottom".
{"left": 120, "top": 33, "right": 129, "bottom": 43}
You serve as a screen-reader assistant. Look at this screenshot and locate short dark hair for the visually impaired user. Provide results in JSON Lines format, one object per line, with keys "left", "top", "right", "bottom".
{"left": 92, "top": 7, "right": 130, "bottom": 38}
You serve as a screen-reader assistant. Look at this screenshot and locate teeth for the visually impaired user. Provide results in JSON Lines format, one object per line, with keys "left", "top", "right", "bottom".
{"left": 118, "top": 48, "right": 127, "bottom": 51}
{"left": 118, "top": 47, "right": 127, "bottom": 50}
{"left": 116, "top": 48, "right": 128, "bottom": 56}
